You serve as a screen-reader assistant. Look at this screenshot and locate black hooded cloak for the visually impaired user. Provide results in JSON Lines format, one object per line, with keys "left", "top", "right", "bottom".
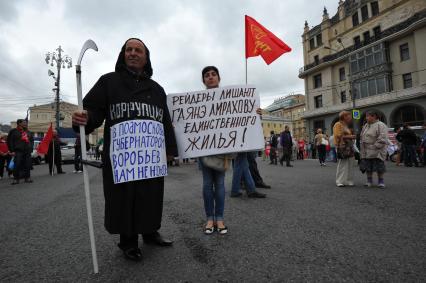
{"left": 78, "top": 38, "right": 177, "bottom": 235}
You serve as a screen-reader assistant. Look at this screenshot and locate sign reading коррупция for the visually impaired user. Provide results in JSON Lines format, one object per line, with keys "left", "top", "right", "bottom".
{"left": 167, "top": 85, "right": 264, "bottom": 159}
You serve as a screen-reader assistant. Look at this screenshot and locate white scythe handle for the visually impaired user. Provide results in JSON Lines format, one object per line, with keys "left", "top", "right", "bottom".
{"left": 76, "top": 39, "right": 99, "bottom": 274}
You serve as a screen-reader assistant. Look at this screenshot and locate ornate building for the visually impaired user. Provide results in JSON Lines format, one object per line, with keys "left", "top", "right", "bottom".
{"left": 300, "top": 0, "right": 426, "bottom": 140}
{"left": 265, "top": 94, "right": 307, "bottom": 140}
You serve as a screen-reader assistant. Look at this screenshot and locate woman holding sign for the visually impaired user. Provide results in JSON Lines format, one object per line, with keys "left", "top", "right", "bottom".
{"left": 72, "top": 38, "right": 177, "bottom": 262}
{"left": 199, "top": 66, "right": 230, "bottom": 235}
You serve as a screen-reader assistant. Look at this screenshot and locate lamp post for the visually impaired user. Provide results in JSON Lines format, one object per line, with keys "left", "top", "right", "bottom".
{"left": 45, "top": 46, "right": 72, "bottom": 131}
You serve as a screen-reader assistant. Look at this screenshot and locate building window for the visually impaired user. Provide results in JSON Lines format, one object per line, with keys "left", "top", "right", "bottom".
{"left": 399, "top": 43, "right": 410, "bottom": 61}
{"left": 314, "top": 95, "right": 323, "bottom": 108}
{"left": 314, "top": 55, "right": 319, "bottom": 64}
{"left": 403, "top": 73, "right": 412, "bottom": 89}
{"left": 340, "top": 91, "right": 346, "bottom": 103}
{"left": 339, "top": 67, "right": 345, "bottom": 81}
{"left": 352, "top": 12, "right": 359, "bottom": 27}
{"left": 371, "top": 1, "right": 379, "bottom": 16}
{"left": 309, "top": 38, "right": 315, "bottom": 50}
{"left": 366, "top": 47, "right": 374, "bottom": 68}
{"left": 316, "top": 33, "right": 322, "bottom": 46}
{"left": 363, "top": 31, "right": 371, "bottom": 43}
{"left": 368, "top": 79, "right": 377, "bottom": 96}
{"left": 361, "top": 5, "right": 369, "bottom": 21}
{"left": 360, "top": 80, "right": 368, "bottom": 98}
{"left": 313, "top": 74, "right": 322, "bottom": 88}
{"left": 373, "top": 26, "right": 381, "bottom": 39}
{"left": 354, "top": 36, "right": 361, "bottom": 47}
{"left": 376, "top": 77, "right": 386, "bottom": 94}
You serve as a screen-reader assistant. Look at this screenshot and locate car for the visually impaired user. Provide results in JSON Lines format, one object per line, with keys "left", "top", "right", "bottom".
{"left": 61, "top": 144, "right": 75, "bottom": 164}
{"left": 31, "top": 140, "right": 44, "bottom": 165}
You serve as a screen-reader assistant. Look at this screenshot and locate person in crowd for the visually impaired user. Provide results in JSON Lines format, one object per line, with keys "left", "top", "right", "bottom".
{"left": 269, "top": 131, "right": 278, "bottom": 165}
{"left": 397, "top": 124, "right": 419, "bottom": 167}
{"left": 333, "top": 111, "right": 356, "bottom": 187}
{"left": 198, "top": 66, "right": 230, "bottom": 235}
{"left": 311, "top": 140, "right": 316, "bottom": 159}
{"left": 279, "top": 125, "right": 293, "bottom": 167}
{"left": 360, "top": 110, "right": 388, "bottom": 188}
{"left": 297, "top": 138, "right": 305, "bottom": 160}
{"left": 74, "top": 134, "right": 90, "bottom": 173}
{"left": 46, "top": 131, "right": 66, "bottom": 175}
{"left": 421, "top": 124, "right": 426, "bottom": 167}
{"left": 328, "top": 134, "right": 337, "bottom": 162}
{"left": 247, "top": 151, "right": 271, "bottom": 189}
{"left": 72, "top": 38, "right": 178, "bottom": 262}
{"left": 0, "top": 134, "right": 12, "bottom": 179}
{"left": 231, "top": 152, "right": 266, "bottom": 198}
{"left": 7, "top": 119, "right": 33, "bottom": 185}
{"left": 314, "top": 128, "right": 328, "bottom": 166}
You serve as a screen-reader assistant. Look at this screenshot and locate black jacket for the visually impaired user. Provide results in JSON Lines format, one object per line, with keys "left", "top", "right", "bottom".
{"left": 7, "top": 128, "right": 33, "bottom": 154}
{"left": 76, "top": 44, "right": 177, "bottom": 234}
{"left": 397, "top": 128, "right": 417, "bottom": 146}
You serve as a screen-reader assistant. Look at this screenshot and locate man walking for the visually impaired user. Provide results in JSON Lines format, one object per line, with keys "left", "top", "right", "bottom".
{"left": 72, "top": 38, "right": 178, "bottom": 262}
{"left": 279, "top": 126, "right": 293, "bottom": 167}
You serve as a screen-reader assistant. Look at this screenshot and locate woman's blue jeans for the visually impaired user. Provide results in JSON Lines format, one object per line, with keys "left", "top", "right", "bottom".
{"left": 201, "top": 164, "right": 226, "bottom": 221}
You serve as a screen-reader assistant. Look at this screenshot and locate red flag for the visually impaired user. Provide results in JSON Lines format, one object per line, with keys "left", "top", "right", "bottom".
{"left": 245, "top": 15, "right": 292, "bottom": 65}
{"left": 37, "top": 123, "right": 53, "bottom": 155}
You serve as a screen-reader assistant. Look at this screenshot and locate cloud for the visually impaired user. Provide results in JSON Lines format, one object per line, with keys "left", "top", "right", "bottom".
{"left": 0, "top": 0, "right": 339, "bottom": 124}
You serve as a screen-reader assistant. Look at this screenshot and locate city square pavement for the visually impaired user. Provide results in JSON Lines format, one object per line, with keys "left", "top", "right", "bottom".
{"left": 0, "top": 158, "right": 425, "bottom": 282}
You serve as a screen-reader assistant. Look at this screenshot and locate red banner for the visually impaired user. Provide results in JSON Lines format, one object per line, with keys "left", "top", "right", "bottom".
{"left": 37, "top": 124, "right": 53, "bottom": 155}
{"left": 245, "top": 15, "right": 292, "bottom": 65}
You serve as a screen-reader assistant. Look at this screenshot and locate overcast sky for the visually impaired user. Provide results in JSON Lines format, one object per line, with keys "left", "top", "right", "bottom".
{"left": 0, "top": 0, "right": 339, "bottom": 124}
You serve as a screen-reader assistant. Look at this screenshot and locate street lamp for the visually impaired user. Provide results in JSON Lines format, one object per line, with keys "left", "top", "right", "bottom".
{"left": 45, "top": 46, "right": 72, "bottom": 131}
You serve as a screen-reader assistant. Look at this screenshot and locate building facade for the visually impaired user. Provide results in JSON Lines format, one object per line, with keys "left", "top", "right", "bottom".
{"left": 300, "top": 0, "right": 426, "bottom": 140}
{"left": 260, "top": 114, "right": 293, "bottom": 140}
{"left": 265, "top": 94, "right": 307, "bottom": 140}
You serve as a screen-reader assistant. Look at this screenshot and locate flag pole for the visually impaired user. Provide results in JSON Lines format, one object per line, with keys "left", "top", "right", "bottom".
{"left": 245, "top": 58, "right": 248, "bottom": 85}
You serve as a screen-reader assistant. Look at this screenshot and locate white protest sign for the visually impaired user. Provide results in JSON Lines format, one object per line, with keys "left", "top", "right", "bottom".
{"left": 167, "top": 85, "right": 264, "bottom": 159}
{"left": 109, "top": 119, "right": 167, "bottom": 184}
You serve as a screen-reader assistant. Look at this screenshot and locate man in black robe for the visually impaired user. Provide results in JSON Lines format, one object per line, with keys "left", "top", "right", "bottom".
{"left": 72, "top": 38, "right": 177, "bottom": 262}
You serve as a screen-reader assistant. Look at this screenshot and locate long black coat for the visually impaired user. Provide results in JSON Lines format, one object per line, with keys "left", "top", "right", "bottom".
{"left": 80, "top": 64, "right": 177, "bottom": 235}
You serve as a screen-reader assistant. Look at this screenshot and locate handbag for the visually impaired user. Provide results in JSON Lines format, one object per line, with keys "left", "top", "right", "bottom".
{"left": 201, "top": 154, "right": 235, "bottom": 172}
{"left": 8, "top": 157, "right": 15, "bottom": 170}
{"left": 321, "top": 137, "right": 329, "bottom": 146}
{"left": 337, "top": 141, "right": 354, "bottom": 159}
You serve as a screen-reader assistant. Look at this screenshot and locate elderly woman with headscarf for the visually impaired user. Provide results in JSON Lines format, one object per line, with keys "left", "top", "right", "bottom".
{"left": 360, "top": 110, "right": 388, "bottom": 188}
{"left": 72, "top": 38, "right": 178, "bottom": 261}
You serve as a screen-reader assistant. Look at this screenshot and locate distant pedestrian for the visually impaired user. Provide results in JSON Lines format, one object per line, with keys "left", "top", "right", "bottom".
{"left": 421, "top": 124, "right": 426, "bottom": 167}
{"left": 74, "top": 134, "right": 89, "bottom": 173}
{"left": 397, "top": 124, "right": 419, "bottom": 167}
{"left": 279, "top": 125, "right": 293, "bottom": 167}
{"left": 269, "top": 131, "right": 278, "bottom": 165}
{"left": 231, "top": 152, "right": 266, "bottom": 198}
{"left": 0, "top": 134, "right": 13, "bottom": 179}
{"left": 46, "top": 131, "right": 65, "bottom": 175}
{"left": 314, "top": 129, "right": 328, "bottom": 166}
{"left": 7, "top": 119, "right": 33, "bottom": 185}
{"left": 360, "top": 110, "right": 388, "bottom": 188}
{"left": 297, "top": 138, "right": 305, "bottom": 160}
{"left": 333, "top": 111, "right": 356, "bottom": 187}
